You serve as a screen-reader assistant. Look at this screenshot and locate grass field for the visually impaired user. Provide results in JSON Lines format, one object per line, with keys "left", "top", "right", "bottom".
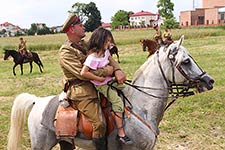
{"left": 0, "top": 27, "right": 225, "bottom": 150}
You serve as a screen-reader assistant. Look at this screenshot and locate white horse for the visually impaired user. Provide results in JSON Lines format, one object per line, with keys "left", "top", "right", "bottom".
{"left": 7, "top": 36, "right": 214, "bottom": 150}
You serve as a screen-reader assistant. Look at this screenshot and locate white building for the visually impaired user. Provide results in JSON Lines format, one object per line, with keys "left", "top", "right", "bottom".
{"left": 129, "top": 10, "right": 158, "bottom": 27}
{"left": 0, "top": 22, "right": 23, "bottom": 37}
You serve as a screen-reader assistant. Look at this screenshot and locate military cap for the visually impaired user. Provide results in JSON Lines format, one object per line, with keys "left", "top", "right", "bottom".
{"left": 62, "top": 13, "right": 81, "bottom": 33}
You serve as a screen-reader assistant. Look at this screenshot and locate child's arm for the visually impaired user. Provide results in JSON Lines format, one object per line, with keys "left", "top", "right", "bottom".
{"left": 81, "top": 65, "right": 105, "bottom": 82}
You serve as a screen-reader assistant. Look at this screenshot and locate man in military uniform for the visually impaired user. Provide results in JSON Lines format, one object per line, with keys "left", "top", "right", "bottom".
{"left": 18, "top": 37, "right": 27, "bottom": 57}
{"left": 153, "top": 25, "right": 163, "bottom": 46}
{"left": 59, "top": 13, "right": 127, "bottom": 150}
{"left": 162, "top": 27, "right": 173, "bottom": 45}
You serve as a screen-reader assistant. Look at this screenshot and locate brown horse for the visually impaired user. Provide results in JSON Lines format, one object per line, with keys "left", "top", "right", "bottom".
{"left": 140, "top": 39, "right": 158, "bottom": 58}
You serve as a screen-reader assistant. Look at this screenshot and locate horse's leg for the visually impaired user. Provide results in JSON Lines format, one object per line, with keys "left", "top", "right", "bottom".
{"left": 147, "top": 52, "right": 150, "bottom": 58}
{"left": 34, "top": 60, "right": 43, "bottom": 73}
{"left": 116, "top": 52, "right": 120, "bottom": 63}
{"left": 28, "top": 95, "right": 57, "bottom": 150}
{"left": 20, "top": 64, "right": 23, "bottom": 75}
{"left": 30, "top": 62, "right": 33, "bottom": 73}
{"left": 29, "top": 124, "right": 57, "bottom": 150}
{"left": 13, "top": 64, "right": 17, "bottom": 76}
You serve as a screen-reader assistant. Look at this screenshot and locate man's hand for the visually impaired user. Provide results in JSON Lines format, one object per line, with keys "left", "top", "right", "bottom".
{"left": 104, "top": 65, "right": 113, "bottom": 76}
{"left": 114, "top": 70, "right": 127, "bottom": 84}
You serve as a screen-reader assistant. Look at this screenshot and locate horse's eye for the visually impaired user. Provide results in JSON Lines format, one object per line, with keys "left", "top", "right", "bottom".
{"left": 182, "top": 58, "right": 190, "bottom": 64}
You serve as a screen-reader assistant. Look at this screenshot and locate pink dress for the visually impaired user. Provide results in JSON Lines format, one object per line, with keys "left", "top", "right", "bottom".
{"left": 84, "top": 49, "right": 112, "bottom": 86}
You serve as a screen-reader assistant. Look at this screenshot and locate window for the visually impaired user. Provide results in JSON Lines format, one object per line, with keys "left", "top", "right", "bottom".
{"left": 221, "top": 13, "right": 224, "bottom": 20}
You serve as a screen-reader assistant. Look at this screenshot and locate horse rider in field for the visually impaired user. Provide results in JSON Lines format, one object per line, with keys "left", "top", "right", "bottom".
{"left": 18, "top": 37, "right": 28, "bottom": 57}
{"left": 162, "top": 27, "right": 173, "bottom": 46}
{"left": 153, "top": 25, "right": 163, "bottom": 46}
{"left": 59, "top": 13, "right": 127, "bottom": 150}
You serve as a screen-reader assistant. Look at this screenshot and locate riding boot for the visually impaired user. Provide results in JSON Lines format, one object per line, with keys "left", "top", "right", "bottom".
{"left": 59, "top": 141, "right": 74, "bottom": 150}
{"left": 93, "top": 136, "right": 107, "bottom": 150}
{"left": 58, "top": 138, "right": 75, "bottom": 150}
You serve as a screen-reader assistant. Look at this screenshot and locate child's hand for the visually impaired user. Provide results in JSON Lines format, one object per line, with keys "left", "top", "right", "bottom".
{"left": 98, "top": 76, "right": 106, "bottom": 82}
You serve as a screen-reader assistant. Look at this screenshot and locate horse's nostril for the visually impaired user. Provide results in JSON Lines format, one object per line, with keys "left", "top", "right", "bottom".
{"left": 210, "top": 79, "right": 215, "bottom": 84}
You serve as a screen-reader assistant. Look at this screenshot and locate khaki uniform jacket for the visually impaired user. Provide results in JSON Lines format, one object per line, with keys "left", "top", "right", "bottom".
{"left": 163, "top": 31, "right": 172, "bottom": 40}
{"left": 19, "top": 41, "right": 26, "bottom": 50}
{"left": 59, "top": 40, "right": 121, "bottom": 101}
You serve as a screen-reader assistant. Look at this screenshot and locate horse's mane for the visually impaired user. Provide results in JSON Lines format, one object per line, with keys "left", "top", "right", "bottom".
{"left": 133, "top": 41, "right": 185, "bottom": 83}
{"left": 132, "top": 54, "right": 155, "bottom": 83}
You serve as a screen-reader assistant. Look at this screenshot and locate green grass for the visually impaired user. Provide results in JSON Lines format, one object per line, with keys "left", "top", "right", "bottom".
{"left": 0, "top": 27, "right": 224, "bottom": 149}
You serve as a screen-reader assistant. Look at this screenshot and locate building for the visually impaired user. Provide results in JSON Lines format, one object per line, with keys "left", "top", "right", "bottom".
{"left": 0, "top": 22, "right": 24, "bottom": 37}
{"left": 180, "top": 0, "right": 225, "bottom": 26}
{"left": 129, "top": 10, "right": 158, "bottom": 27}
{"left": 101, "top": 23, "right": 111, "bottom": 30}
{"left": 50, "top": 25, "right": 63, "bottom": 33}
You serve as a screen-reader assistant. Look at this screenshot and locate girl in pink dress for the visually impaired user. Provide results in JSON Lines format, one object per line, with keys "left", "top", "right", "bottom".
{"left": 81, "top": 27, "right": 133, "bottom": 145}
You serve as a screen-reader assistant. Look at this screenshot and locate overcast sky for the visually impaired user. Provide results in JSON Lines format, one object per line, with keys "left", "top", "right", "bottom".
{"left": 0, "top": 0, "right": 202, "bottom": 28}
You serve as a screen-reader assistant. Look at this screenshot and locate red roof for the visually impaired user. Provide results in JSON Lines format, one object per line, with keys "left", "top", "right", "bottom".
{"left": 130, "top": 10, "right": 156, "bottom": 17}
{"left": 0, "top": 22, "right": 21, "bottom": 29}
{"left": 102, "top": 23, "right": 111, "bottom": 28}
{"left": 1, "top": 22, "right": 14, "bottom": 26}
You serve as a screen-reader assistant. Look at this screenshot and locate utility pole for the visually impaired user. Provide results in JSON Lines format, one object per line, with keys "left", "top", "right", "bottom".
{"left": 193, "top": 0, "right": 195, "bottom": 9}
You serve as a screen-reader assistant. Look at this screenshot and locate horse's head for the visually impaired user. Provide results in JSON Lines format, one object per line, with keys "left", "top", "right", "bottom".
{"left": 162, "top": 35, "right": 214, "bottom": 93}
{"left": 4, "top": 50, "right": 10, "bottom": 60}
{"left": 109, "top": 45, "right": 118, "bottom": 55}
{"left": 140, "top": 39, "right": 147, "bottom": 51}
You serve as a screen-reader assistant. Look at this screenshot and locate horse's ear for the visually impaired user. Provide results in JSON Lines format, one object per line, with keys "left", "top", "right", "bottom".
{"left": 177, "top": 35, "right": 184, "bottom": 48}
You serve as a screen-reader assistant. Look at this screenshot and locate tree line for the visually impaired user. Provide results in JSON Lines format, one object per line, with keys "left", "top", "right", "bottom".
{"left": 11, "top": 0, "right": 177, "bottom": 36}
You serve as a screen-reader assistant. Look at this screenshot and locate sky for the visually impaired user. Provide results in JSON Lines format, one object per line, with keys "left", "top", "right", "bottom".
{"left": 0, "top": 0, "right": 202, "bottom": 29}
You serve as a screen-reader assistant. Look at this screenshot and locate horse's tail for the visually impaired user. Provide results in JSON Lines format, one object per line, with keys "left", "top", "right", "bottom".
{"left": 7, "top": 93, "right": 37, "bottom": 150}
{"left": 36, "top": 54, "right": 44, "bottom": 68}
{"left": 32, "top": 52, "right": 44, "bottom": 69}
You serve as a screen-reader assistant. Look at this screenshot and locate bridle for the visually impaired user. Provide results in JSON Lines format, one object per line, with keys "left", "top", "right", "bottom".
{"left": 4, "top": 50, "right": 10, "bottom": 60}
{"left": 157, "top": 46, "right": 206, "bottom": 110}
{"left": 107, "top": 45, "right": 206, "bottom": 137}
{"left": 117, "top": 46, "right": 206, "bottom": 109}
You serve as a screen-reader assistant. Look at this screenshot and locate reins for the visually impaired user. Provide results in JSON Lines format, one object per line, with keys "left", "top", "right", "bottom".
{"left": 105, "top": 45, "right": 204, "bottom": 136}
{"left": 107, "top": 80, "right": 159, "bottom": 136}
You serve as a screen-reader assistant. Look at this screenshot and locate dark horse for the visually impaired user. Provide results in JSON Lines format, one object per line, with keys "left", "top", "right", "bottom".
{"left": 140, "top": 39, "right": 159, "bottom": 58}
{"left": 4, "top": 49, "right": 43, "bottom": 76}
{"left": 109, "top": 45, "right": 120, "bottom": 63}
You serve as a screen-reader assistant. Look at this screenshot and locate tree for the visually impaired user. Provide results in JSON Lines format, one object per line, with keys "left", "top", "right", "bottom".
{"left": 28, "top": 23, "right": 37, "bottom": 35}
{"left": 111, "top": 10, "right": 133, "bottom": 29}
{"left": 27, "top": 23, "right": 52, "bottom": 35}
{"left": 83, "top": 2, "right": 102, "bottom": 32}
{"left": 70, "top": 2, "right": 102, "bottom": 32}
{"left": 70, "top": 2, "right": 87, "bottom": 21}
{"left": 157, "top": 0, "right": 178, "bottom": 28}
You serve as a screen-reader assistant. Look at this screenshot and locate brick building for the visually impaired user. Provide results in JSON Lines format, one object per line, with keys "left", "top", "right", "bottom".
{"left": 180, "top": 0, "right": 225, "bottom": 26}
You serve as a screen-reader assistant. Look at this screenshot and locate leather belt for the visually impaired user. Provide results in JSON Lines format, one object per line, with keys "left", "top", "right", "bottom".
{"left": 63, "top": 79, "right": 83, "bottom": 92}
{"left": 68, "top": 79, "right": 83, "bottom": 85}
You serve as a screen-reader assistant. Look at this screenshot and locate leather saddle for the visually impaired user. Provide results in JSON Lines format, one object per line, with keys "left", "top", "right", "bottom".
{"left": 20, "top": 50, "right": 33, "bottom": 59}
{"left": 55, "top": 94, "right": 115, "bottom": 139}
